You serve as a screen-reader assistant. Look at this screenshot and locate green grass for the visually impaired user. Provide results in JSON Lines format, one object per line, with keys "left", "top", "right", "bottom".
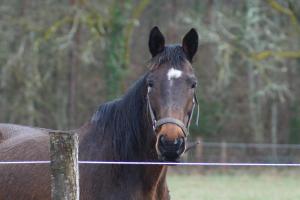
{"left": 167, "top": 171, "right": 300, "bottom": 200}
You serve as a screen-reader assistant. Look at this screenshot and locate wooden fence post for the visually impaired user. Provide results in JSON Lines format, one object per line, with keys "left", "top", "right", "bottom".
{"left": 49, "top": 131, "right": 79, "bottom": 200}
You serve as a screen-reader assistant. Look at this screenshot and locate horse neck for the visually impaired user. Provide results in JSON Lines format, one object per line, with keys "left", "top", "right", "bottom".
{"left": 115, "top": 97, "right": 169, "bottom": 197}
{"left": 80, "top": 82, "right": 156, "bottom": 161}
{"left": 78, "top": 81, "right": 169, "bottom": 198}
{"left": 119, "top": 96, "right": 156, "bottom": 161}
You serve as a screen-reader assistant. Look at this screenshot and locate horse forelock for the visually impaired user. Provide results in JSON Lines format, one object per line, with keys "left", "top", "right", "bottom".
{"left": 148, "top": 45, "right": 188, "bottom": 70}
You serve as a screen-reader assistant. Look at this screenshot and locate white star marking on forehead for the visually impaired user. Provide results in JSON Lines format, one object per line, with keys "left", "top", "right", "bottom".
{"left": 167, "top": 68, "right": 182, "bottom": 81}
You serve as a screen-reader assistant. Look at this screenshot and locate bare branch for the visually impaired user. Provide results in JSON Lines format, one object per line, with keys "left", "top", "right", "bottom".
{"left": 266, "top": 0, "right": 300, "bottom": 33}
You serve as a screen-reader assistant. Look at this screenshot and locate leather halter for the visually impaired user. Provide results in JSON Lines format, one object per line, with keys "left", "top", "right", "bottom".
{"left": 146, "top": 87, "right": 199, "bottom": 137}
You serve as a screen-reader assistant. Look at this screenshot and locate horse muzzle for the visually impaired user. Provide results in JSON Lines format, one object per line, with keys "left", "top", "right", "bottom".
{"left": 156, "top": 134, "right": 186, "bottom": 162}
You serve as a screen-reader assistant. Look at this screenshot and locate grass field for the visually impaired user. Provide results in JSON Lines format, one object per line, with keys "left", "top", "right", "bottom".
{"left": 167, "top": 170, "right": 300, "bottom": 200}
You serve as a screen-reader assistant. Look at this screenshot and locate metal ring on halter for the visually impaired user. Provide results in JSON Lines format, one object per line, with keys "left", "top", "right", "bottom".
{"left": 146, "top": 87, "right": 199, "bottom": 137}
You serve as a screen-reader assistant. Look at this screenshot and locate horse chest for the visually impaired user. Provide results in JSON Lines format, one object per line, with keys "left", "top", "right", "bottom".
{"left": 80, "top": 165, "right": 169, "bottom": 200}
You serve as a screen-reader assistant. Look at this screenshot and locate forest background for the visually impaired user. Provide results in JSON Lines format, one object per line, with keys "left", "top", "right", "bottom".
{"left": 1, "top": 0, "right": 300, "bottom": 148}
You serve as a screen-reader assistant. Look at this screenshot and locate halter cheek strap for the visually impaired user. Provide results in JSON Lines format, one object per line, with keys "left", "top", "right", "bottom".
{"left": 146, "top": 87, "right": 199, "bottom": 137}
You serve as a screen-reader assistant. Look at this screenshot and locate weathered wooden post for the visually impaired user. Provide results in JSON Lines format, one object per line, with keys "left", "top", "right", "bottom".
{"left": 49, "top": 131, "right": 79, "bottom": 200}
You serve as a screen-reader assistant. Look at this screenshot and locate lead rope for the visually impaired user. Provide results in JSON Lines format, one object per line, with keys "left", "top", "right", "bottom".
{"left": 185, "top": 141, "right": 200, "bottom": 152}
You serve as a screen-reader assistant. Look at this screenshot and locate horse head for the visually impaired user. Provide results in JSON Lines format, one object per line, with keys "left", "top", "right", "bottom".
{"left": 146, "top": 27, "right": 199, "bottom": 162}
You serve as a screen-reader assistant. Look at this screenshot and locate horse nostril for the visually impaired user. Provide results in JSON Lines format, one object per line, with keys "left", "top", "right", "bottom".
{"left": 159, "top": 135, "right": 174, "bottom": 147}
{"left": 173, "top": 138, "right": 178, "bottom": 145}
{"left": 157, "top": 136, "right": 185, "bottom": 162}
{"left": 177, "top": 137, "right": 183, "bottom": 144}
{"left": 173, "top": 137, "right": 184, "bottom": 145}
{"left": 159, "top": 135, "right": 166, "bottom": 145}
{"left": 158, "top": 135, "right": 185, "bottom": 151}
{"left": 178, "top": 137, "right": 184, "bottom": 146}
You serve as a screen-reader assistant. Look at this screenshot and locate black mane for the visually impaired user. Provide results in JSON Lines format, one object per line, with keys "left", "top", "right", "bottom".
{"left": 90, "top": 74, "right": 152, "bottom": 161}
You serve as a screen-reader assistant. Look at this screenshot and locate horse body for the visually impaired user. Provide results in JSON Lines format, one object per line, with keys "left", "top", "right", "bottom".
{"left": 0, "top": 124, "right": 51, "bottom": 200}
{"left": 0, "top": 27, "right": 199, "bottom": 200}
{"left": 0, "top": 76, "right": 170, "bottom": 200}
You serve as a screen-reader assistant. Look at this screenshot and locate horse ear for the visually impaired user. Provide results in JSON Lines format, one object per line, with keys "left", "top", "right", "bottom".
{"left": 182, "top": 28, "right": 198, "bottom": 62}
{"left": 148, "top": 26, "right": 165, "bottom": 57}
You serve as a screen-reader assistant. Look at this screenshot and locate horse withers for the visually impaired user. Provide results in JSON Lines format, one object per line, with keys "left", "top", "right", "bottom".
{"left": 0, "top": 27, "right": 199, "bottom": 200}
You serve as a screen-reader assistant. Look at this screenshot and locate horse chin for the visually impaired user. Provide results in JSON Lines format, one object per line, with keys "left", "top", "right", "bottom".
{"left": 156, "top": 143, "right": 185, "bottom": 162}
{"left": 158, "top": 153, "right": 181, "bottom": 162}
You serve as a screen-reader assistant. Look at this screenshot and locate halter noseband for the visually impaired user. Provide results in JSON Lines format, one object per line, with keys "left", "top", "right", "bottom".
{"left": 146, "top": 87, "right": 199, "bottom": 137}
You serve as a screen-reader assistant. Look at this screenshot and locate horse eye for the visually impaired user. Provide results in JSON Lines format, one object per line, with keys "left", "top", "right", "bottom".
{"left": 147, "top": 80, "right": 154, "bottom": 88}
{"left": 191, "top": 82, "right": 197, "bottom": 89}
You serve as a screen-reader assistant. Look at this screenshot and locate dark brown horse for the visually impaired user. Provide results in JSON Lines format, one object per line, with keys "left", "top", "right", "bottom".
{"left": 0, "top": 27, "right": 199, "bottom": 200}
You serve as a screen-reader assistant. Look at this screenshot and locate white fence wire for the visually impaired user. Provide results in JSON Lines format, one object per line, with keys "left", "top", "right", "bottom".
{"left": 1, "top": 142, "right": 300, "bottom": 167}
{"left": 0, "top": 161, "right": 300, "bottom": 167}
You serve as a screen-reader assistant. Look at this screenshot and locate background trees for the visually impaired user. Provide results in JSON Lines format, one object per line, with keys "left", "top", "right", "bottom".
{"left": 0, "top": 0, "right": 299, "bottom": 145}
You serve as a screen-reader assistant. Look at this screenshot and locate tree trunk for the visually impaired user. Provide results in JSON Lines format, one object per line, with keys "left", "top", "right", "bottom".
{"left": 245, "top": 0, "right": 264, "bottom": 143}
{"left": 67, "top": 0, "right": 81, "bottom": 128}
{"left": 271, "top": 101, "right": 278, "bottom": 162}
